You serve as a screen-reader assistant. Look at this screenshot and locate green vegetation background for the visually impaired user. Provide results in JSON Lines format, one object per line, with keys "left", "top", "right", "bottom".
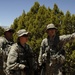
{"left": 0, "top": 2, "right": 75, "bottom": 74}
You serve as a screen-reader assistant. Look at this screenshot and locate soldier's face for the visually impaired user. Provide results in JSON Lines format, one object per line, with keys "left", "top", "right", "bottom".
{"left": 47, "top": 29, "right": 56, "bottom": 37}
{"left": 5, "top": 31, "right": 13, "bottom": 39}
{"left": 20, "top": 35, "right": 28, "bottom": 43}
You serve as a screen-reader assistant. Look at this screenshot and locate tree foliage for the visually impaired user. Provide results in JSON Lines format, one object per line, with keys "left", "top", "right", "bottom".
{"left": 6, "top": 2, "right": 75, "bottom": 74}
{"left": 0, "top": 26, "right": 4, "bottom": 36}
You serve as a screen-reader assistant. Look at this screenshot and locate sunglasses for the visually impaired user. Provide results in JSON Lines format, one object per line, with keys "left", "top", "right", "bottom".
{"left": 48, "top": 28, "right": 56, "bottom": 30}
{"left": 22, "top": 35, "right": 28, "bottom": 37}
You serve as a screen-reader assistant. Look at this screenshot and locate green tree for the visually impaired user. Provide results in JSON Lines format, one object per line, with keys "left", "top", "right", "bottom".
{"left": 63, "top": 11, "right": 72, "bottom": 34}
{"left": 71, "top": 14, "right": 75, "bottom": 32}
{"left": 17, "top": 10, "right": 26, "bottom": 30}
{"left": 0, "top": 26, "right": 4, "bottom": 36}
{"left": 30, "top": 2, "right": 40, "bottom": 14}
{"left": 10, "top": 2, "right": 75, "bottom": 74}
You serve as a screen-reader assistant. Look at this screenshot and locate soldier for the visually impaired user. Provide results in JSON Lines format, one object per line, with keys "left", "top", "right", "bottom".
{"left": 0, "top": 27, "right": 14, "bottom": 75}
{"left": 38, "top": 23, "right": 75, "bottom": 75}
{"left": 6, "top": 29, "right": 34, "bottom": 75}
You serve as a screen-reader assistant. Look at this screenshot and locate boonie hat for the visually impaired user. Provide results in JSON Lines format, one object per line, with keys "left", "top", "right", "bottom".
{"left": 46, "top": 23, "right": 57, "bottom": 30}
{"left": 4, "top": 27, "right": 14, "bottom": 34}
{"left": 17, "top": 29, "right": 29, "bottom": 37}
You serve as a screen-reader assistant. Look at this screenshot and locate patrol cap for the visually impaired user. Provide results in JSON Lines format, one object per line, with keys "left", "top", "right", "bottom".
{"left": 4, "top": 27, "right": 14, "bottom": 34}
{"left": 17, "top": 29, "right": 29, "bottom": 37}
{"left": 46, "top": 23, "right": 57, "bottom": 30}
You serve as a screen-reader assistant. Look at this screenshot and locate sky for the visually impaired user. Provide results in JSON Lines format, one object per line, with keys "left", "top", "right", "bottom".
{"left": 0, "top": 0, "right": 75, "bottom": 27}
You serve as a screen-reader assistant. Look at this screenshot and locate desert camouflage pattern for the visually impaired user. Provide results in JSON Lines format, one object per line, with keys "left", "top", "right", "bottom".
{"left": 0, "top": 37, "right": 14, "bottom": 75}
{"left": 6, "top": 43, "right": 34, "bottom": 75}
{"left": 38, "top": 33, "right": 75, "bottom": 75}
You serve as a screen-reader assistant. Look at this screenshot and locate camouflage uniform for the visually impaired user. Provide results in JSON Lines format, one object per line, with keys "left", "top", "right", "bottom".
{"left": 6, "top": 29, "right": 34, "bottom": 75}
{"left": 38, "top": 24, "right": 75, "bottom": 75}
{"left": 0, "top": 28, "right": 14, "bottom": 75}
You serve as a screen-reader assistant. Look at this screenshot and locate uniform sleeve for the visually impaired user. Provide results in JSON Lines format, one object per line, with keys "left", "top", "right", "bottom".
{"left": 38, "top": 39, "right": 45, "bottom": 64}
{"left": 0, "top": 41, "right": 3, "bottom": 48}
{"left": 0, "top": 38, "right": 6, "bottom": 55}
{"left": 6, "top": 45, "right": 19, "bottom": 70}
{"left": 0, "top": 37, "right": 7, "bottom": 48}
{"left": 59, "top": 33, "right": 75, "bottom": 43}
{"left": 0, "top": 40, "right": 3, "bottom": 54}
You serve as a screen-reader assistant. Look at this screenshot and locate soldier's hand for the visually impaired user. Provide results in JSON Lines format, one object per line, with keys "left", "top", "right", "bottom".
{"left": 19, "top": 64, "right": 26, "bottom": 69}
{"left": 72, "top": 33, "right": 75, "bottom": 38}
{"left": 39, "top": 62, "right": 42, "bottom": 66}
{"left": 0, "top": 48, "right": 3, "bottom": 55}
